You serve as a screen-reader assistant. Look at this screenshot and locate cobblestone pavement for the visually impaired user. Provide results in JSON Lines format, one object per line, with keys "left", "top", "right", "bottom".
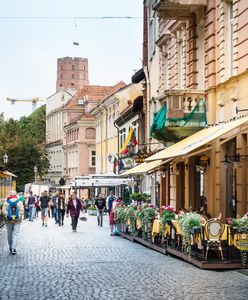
{"left": 0, "top": 215, "right": 248, "bottom": 300}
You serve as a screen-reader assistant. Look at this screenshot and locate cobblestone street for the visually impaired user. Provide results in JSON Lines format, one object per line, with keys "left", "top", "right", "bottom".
{"left": 0, "top": 215, "right": 247, "bottom": 300}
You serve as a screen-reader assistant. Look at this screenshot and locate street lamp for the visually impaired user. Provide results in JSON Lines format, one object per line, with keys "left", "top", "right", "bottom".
{"left": 3, "top": 153, "right": 8, "bottom": 164}
{"left": 34, "top": 165, "right": 38, "bottom": 182}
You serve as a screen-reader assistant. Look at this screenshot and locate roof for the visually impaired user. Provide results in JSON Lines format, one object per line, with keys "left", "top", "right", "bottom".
{"left": 64, "top": 85, "right": 114, "bottom": 110}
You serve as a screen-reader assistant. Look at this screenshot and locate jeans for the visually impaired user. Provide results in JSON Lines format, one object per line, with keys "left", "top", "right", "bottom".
{"left": 58, "top": 209, "right": 65, "bottom": 226}
{"left": 71, "top": 216, "right": 79, "bottom": 231}
{"left": 52, "top": 207, "right": 58, "bottom": 223}
{"left": 6, "top": 222, "right": 21, "bottom": 250}
{"left": 28, "top": 204, "right": 35, "bottom": 221}
{"left": 97, "top": 210, "right": 103, "bottom": 227}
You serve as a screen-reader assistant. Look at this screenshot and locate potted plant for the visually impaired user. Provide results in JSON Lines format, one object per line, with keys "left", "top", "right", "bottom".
{"left": 160, "top": 206, "right": 175, "bottom": 230}
{"left": 87, "top": 206, "right": 97, "bottom": 216}
{"left": 179, "top": 212, "right": 201, "bottom": 253}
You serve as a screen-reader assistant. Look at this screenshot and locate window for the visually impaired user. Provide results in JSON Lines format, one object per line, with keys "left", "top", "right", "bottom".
{"left": 72, "top": 65, "right": 75, "bottom": 71}
{"left": 60, "top": 74, "right": 63, "bottom": 79}
{"left": 148, "top": 5, "right": 156, "bottom": 59}
{"left": 120, "top": 128, "right": 126, "bottom": 149}
{"left": 90, "top": 150, "right": 96, "bottom": 167}
{"left": 60, "top": 83, "right": 63, "bottom": 87}
{"left": 71, "top": 83, "right": 74, "bottom": 87}
{"left": 86, "top": 128, "right": 96, "bottom": 139}
{"left": 72, "top": 74, "right": 74, "bottom": 79}
{"left": 61, "top": 65, "right": 63, "bottom": 71}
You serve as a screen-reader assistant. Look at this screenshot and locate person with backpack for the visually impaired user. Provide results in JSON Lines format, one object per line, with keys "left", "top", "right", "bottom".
{"left": 2, "top": 191, "right": 24, "bottom": 255}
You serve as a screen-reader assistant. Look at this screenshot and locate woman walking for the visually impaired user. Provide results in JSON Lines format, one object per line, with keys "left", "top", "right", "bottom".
{"left": 66, "top": 193, "right": 82, "bottom": 232}
{"left": 57, "top": 192, "right": 66, "bottom": 226}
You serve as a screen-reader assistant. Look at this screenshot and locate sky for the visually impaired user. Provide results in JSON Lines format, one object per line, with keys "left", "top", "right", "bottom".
{"left": 0, "top": 0, "right": 143, "bottom": 119}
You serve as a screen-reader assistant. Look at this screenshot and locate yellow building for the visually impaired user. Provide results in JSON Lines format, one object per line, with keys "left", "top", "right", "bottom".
{"left": 92, "top": 83, "right": 142, "bottom": 175}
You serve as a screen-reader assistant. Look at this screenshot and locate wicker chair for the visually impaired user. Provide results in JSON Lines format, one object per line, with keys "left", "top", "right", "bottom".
{"left": 204, "top": 218, "right": 225, "bottom": 261}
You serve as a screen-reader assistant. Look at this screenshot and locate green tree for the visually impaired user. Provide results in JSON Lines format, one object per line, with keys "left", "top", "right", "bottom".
{"left": 0, "top": 105, "right": 49, "bottom": 191}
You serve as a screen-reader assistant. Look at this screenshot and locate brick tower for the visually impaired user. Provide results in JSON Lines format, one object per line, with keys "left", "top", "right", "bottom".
{"left": 56, "top": 57, "right": 89, "bottom": 92}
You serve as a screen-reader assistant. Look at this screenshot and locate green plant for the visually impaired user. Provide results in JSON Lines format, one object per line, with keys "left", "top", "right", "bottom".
{"left": 179, "top": 213, "right": 201, "bottom": 253}
{"left": 231, "top": 217, "right": 248, "bottom": 233}
{"left": 231, "top": 216, "right": 248, "bottom": 267}
{"left": 161, "top": 209, "right": 175, "bottom": 230}
{"left": 131, "top": 192, "right": 151, "bottom": 203}
{"left": 126, "top": 206, "right": 137, "bottom": 236}
{"left": 87, "top": 206, "right": 96, "bottom": 210}
{"left": 114, "top": 205, "right": 127, "bottom": 225}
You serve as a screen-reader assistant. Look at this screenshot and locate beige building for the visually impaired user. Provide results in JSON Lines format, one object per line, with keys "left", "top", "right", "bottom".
{"left": 126, "top": 0, "right": 248, "bottom": 219}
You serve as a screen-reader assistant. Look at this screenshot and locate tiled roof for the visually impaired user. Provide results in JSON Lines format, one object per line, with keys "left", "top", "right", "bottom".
{"left": 64, "top": 85, "right": 114, "bottom": 109}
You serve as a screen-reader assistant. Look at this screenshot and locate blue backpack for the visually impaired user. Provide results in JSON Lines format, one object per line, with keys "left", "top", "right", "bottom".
{"left": 7, "top": 199, "right": 20, "bottom": 221}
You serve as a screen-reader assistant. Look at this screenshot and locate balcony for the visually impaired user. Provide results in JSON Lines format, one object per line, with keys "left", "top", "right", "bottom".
{"left": 151, "top": 90, "right": 207, "bottom": 143}
{"left": 154, "top": 0, "right": 207, "bottom": 19}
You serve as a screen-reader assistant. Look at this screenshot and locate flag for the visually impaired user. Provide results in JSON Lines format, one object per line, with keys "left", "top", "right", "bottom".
{"left": 131, "top": 130, "right": 138, "bottom": 146}
{"left": 73, "top": 41, "right": 79, "bottom": 46}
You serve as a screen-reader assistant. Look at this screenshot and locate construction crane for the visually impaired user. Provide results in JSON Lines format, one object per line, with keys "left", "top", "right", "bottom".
{"left": 6, "top": 97, "right": 46, "bottom": 112}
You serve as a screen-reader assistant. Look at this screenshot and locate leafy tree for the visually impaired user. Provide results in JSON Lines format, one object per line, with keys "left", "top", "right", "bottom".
{"left": 0, "top": 105, "right": 49, "bottom": 191}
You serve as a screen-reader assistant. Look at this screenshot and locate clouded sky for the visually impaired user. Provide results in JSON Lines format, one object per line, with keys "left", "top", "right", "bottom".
{"left": 0, "top": 0, "right": 143, "bottom": 119}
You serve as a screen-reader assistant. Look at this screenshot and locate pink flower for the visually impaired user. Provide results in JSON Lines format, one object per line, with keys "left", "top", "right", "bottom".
{"left": 165, "top": 205, "right": 174, "bottom": 212}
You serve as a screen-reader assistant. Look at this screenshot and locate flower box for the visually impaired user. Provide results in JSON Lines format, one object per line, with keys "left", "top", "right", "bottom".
{"left": 88, "top": 209, "right": 97, "bottom": 216}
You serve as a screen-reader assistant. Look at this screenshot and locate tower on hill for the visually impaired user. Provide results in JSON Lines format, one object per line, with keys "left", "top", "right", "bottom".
{"left": 56, "top": 57, "right": 89, "bottom": 92}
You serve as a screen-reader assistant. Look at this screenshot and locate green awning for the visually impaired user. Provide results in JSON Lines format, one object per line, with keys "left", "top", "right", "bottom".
{"left": 150, "top": 99, "right": 207, "bottom": 143}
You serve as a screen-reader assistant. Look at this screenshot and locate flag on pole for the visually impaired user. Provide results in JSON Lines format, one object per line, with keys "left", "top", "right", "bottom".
{"left": 73, "top": 41, "right": 79, "bottom": 46}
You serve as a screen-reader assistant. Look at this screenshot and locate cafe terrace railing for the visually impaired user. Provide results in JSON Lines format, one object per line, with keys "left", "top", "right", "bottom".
{"left": 114, "top": 204, "right": 248, "bottom": 269}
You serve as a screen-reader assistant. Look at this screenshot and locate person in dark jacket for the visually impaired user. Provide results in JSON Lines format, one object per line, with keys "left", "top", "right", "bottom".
{"left": 66, "top": 193, "right": 82, "bottom": 232}
{"left": 57, "top": 193, "right": 66, "bottom": 226}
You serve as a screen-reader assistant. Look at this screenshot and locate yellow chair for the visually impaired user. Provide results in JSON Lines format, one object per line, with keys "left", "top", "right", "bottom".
{"left": 205, "top": 218, "right": 225, "bottom": 261}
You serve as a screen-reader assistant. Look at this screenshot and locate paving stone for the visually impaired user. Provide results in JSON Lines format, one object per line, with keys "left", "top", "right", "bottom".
{"left": 0, "top": 215, "right": 248, "bottom": 300}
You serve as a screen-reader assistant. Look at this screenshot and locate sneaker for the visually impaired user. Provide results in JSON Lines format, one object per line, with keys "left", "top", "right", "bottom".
{"left": 11, "top": 249, "right": 16, "bottom": 255}
{"left": 73, "top": 229, "right": 76, "bottom": 232}
{"left": 42, "top": 223, "right": 44, "bottom": 227}
{"left": 45, "top": 224, "right": 48, "bottom": 227}
{"left": 9, "top": 248, "right": 12, "bottom": 253}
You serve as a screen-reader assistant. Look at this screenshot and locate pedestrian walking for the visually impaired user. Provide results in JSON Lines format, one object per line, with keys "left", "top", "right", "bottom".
{"left": 95, "top": 193, "right": 106, "bottom": 227}
{"left": 39, "top": 191, "right": 51, "bottom": 227}
{"left": 57, "top": 192, "right": 66, "bottom": 226}
{"left": 66, "top": 193, "right": 82, "bottom": 232}
{"left": 52, "top": 191, "right": 59, "bottom": 224}
{"left": 2, "top": 191, "right": 24, "bottom": 255}
{"left": 48, "top": 191, "right": 53, "bottom": 218}
{"left": 28, "top": 191, "right": 36, "bottom": 222}
{"left": 24, "top": 194, "right": 29, "bottom": 219}
{"left": 106, "top": 191, "right": 117, "bottom": 235}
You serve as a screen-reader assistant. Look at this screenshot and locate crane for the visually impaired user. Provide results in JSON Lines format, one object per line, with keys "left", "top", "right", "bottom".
{"left": 6, "top": 97, "right": 46, "bottom": 112}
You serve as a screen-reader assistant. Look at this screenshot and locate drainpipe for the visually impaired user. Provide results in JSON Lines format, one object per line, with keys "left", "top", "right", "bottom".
{"left": 114, "top": 121, "right": 120, "bottom": 174}
{"left": 63, "top": 127, "right": 69, "bottom": 184}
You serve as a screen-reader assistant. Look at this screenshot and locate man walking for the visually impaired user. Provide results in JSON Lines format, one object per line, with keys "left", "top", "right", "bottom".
{"left": 2, "top": 191, "right": 24, "bottom": 255}
{"left": 28, "top": 191, "right": 36, "bottom": 222}
{"left": 95, "top": 194, "right": 106, "bottom": 227}
{"left": 39, "top": 190, "right": 51, "bottom": 227}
